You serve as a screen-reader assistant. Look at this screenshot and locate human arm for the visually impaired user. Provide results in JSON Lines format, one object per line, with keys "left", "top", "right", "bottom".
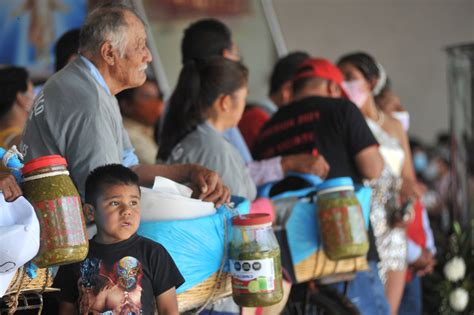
{"left": 395, "top": 120, "right": 426, "bottom": 201}
{"left": 155, "top": 287, "right": 179, "bottom": 315}
{"left": 346, "top": 102, "right": 384, "bottom": 179}
{"left": 0, "top": 174, "right": 22, "bottom": 201}
{"left": 247, "top": 154, "right": 330, "bottom": 186}
{"left": 354, "top": 145, "right": 384, "bottom": 179}
{"left": 132, "top": 163, "right": 230, "bottom": 206}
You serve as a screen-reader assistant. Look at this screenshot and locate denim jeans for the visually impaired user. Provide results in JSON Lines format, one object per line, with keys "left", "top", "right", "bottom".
{"left": 330, "top": 261, "right": 390, "bottom": 315}
{"left": 398, "top": 275, "right": 422, "bottom": 315}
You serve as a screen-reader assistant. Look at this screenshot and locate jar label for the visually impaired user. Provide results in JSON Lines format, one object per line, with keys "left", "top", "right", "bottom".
{"left": 230, "top": 258, "right": 275, "bottom": 293}
{"left": 35, "top": 196, "right": 87, "bottom": 250}
{"left": 347, "top": 205, "right": 367, "bottom": 244}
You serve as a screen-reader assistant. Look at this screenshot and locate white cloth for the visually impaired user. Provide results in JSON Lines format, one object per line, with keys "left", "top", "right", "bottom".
{"left": 0, "top": 194, "right": 40, "bottom": 297}
{"left": 140, "top": 177, "right": 216, "bottom": 221}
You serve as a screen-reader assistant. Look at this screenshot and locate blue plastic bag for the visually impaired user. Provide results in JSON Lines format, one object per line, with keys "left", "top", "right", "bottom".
{"left": 137, "top": 196, "right": 250, "bottom": 293}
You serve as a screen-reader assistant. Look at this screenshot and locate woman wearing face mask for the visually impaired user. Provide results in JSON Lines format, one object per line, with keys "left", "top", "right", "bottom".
{"left": 337, "top": 52, "right": 424, "bottom": 315}
{"left": 375, "top": 80, "right": 411, "bottom": 132}
{"left": 158, "top": 57, "right": 256, "bottom": 201}
{"left": 0, "top": 66, "right": 35, "bottom": 151}
{"left": 117, "top": 78, "right": 165, "bottom": 164}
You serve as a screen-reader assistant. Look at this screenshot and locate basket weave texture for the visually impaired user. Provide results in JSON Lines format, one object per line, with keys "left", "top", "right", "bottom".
{"left": 294, "top": 251, "right": 369, "bottom": 283}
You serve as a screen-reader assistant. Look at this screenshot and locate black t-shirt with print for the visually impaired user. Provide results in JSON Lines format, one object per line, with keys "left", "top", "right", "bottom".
{"left": 54, "top": 234, "right": 184, "bottom": 315}
{"left": 253, "top": 96, "right": 378, "bottom": 184}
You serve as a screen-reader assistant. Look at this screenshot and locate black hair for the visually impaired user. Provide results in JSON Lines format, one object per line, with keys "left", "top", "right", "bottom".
{"left": 55, "top": 28, "right": 80, "bottom": 72}
{"left": 181, "top": 18, "right": 232, "bottom": 64}
{"left": 158, "top": 57, "right": 248, "bottom": 161}
{"left": 269, "top": 51, "right": 310, "bottom": 95}
{"left": 85, "top": 164, "right": 140, "bottom": 206}
{"left": 0, "top": 66, "right": 30, "bottom": 118}
{"left": 337, "top": 52, "right": 380, "bottom": 82}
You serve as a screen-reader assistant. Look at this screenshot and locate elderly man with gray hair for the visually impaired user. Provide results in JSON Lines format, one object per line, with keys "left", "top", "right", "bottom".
{"left": 21, "top": 4, "right": 229, "bottom": 205}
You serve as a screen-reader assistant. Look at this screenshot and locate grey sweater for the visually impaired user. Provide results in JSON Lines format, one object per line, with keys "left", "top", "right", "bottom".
{"left": 167, "top": 123, "right": 257, "bottom": 201}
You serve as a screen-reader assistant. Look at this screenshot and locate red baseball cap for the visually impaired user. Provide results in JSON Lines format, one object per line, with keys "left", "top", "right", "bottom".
{"left": 293, "top": 58, "right": 347, "bottom": 97}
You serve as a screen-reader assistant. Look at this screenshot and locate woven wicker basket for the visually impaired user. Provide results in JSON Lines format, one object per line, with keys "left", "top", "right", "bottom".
{"left": 4, "top": 267, "right": 53, "bottom": 296}
{"left": 293, "top": 250, "right": 369, "bottom": 284}
{"left": 177, "top": 272, "right": 232, "bottom": 312}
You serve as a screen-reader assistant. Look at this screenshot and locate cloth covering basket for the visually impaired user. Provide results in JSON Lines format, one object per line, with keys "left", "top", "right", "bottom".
{"left": 137, "top": 196, "right": 250, "bottom": 312}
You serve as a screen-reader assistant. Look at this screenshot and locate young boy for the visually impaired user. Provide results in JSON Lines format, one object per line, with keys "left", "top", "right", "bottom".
{"left": 53, "top": 164, "right": 184, "bottom": 315}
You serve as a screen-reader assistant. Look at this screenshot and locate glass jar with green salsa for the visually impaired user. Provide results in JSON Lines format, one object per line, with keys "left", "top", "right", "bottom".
{"left": 316, "top": 177, "right": 368, "bottom": 260}
{"left": 22, "top": 155, "right": 88, "bottom": 268}
{"left": 230, "top": 213, "right": 283, "bottom": 307}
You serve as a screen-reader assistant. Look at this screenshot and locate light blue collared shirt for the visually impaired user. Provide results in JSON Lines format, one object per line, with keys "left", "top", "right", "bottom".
{"left": 79, "top": 56, "right": 112, "bottom": 96}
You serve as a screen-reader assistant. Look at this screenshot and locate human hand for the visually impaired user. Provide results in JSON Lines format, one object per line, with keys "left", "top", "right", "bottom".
{"left": 400, "top": 178, "right": 425, "bottom": 202}
{"left": 411, "top": 249, "right": 436, "bottom": 276}
{"left": 281, "top": 154, "right": 330, "bottom": 179}
{"left": 0, "top": 174, "right": 22, "bottom": 202}
{"left": 188, "top": 165, "right": 231, "bottom": 207}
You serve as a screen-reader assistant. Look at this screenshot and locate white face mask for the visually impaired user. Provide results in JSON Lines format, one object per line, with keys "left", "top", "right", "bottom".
{"left": 342, "top": 80, "right": 369, "bottom": 108}
{"left": 392, "top": 111, "right": 410, "bottom": 131}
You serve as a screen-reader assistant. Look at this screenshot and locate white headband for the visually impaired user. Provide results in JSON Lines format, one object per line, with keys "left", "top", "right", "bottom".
{"left": 372, "top": 62, "right": 387, "bottom": 96}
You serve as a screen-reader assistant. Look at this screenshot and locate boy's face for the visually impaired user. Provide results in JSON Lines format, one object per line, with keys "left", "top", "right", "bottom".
{"left": 93, "top": 184, "right": 141, "bottom": 244}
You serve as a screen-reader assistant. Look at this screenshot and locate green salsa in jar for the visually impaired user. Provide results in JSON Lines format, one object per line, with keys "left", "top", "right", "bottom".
{"left": 230, "top": 214, "right": 283, "bottom": 307}
{"left": 316, "top": 177, "right": 368, "bottom": 260}
{"left": 22, "top": 155, "right": 88, "bottom": 268}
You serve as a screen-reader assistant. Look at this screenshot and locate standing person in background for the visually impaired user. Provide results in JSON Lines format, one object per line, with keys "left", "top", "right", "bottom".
{"left": 338, "top": 52, "right": 425, "bottom": 315}
{"left": 171, "top": 18, "right": 328, "bottom": 187}
{"left": 376, "top": 82, "right": 436, "bottom": 315}
{"left": 117, "top": 78, "right": 164, "bottom": 164}
{"left": 21, "top": 4, "right": 229, "bottom": 205}
{"left": 238, "top": 51, "right": 310, "bottom": 150}
{"left": 253, "top": 58, "right": 387, "bottom": 315}
{"left": 0, "top": 66, "right": 35, "bottom": 150}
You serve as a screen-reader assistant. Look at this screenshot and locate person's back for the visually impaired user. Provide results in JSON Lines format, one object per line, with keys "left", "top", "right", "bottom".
{"left": 254, "top": 95, "right": 373, "bottom": 183}
{"left": 253, "top": 58, "right": 382, "bottom": 184}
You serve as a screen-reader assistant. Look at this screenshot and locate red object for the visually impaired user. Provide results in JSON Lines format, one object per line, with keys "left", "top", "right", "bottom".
{"left": 22, "top": 155, "right": 68, "bottom": 175}
{"left": 312, "top": 148, "right": 319, "bottom": 157}
{"left": 293, "top": 58, "right": 347, "bottom": 98}
{"left": 238, "top": 107, "right": 270, "bottom": 150}
{"left": 233, "top": 213, "right": 272, "bottom": 226}
{"left": 406, "top": 198, "right": 427, "bottom": 282}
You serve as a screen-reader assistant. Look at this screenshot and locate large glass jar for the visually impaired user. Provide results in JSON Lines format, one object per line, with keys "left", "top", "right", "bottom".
{"left": 22, "top": 155, "right": 88, "bottom": 267}
{"left": 316, "top": 177, "right": 368, "bottom": 260}
{"left": 230, "top": 213, "right": 283, "bottom": 307}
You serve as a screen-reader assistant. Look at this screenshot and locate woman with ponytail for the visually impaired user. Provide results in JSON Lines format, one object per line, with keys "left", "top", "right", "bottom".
{"left": 337, "top": 52, "right": 425, "bottom": 315}
{"left": 158, "top": 57, "right": 256, "bottom": 200}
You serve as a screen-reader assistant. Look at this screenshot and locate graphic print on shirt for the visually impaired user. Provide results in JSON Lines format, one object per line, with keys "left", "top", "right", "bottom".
{"left": 78, "top": 256, "right": 143, "bottom": 315}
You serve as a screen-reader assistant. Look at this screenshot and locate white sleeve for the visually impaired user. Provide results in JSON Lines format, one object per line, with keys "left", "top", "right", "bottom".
{"left": 247, "top": 156, "right": 284, "bottom": 186}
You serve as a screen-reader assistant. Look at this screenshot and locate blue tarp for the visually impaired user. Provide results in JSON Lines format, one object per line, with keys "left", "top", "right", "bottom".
{"left": 137, "top": 196, "right": 250, "bottom": 293}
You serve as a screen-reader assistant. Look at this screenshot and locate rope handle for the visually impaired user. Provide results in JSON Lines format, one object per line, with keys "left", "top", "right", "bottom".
{"left": 193, "top": 205, "right": 232, "bottom": 314}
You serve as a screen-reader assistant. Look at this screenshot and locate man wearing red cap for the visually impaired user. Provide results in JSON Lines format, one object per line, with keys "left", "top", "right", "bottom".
{"left": 253, "top": 58, "right": 389, "bottom": 315}
{"left": 253, "top": 58, "right": 382, "bottom": 183}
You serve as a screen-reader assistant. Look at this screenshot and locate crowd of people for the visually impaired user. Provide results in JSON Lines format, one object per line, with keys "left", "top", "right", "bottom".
{"left": 0, "top": 3, "right": 457, "bottom": 315}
